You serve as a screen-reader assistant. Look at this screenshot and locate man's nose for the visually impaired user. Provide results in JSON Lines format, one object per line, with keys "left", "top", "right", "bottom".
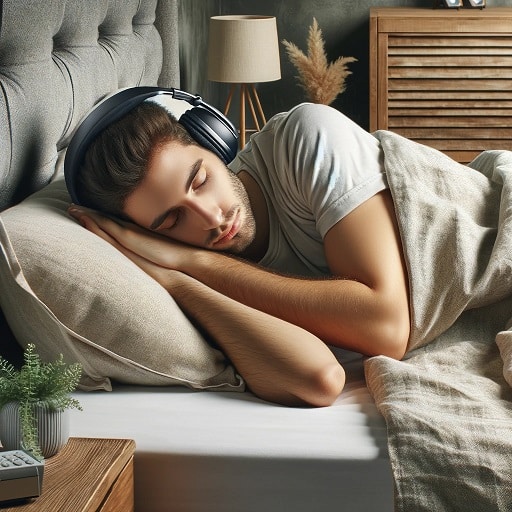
{"left": 185, "top": 198, "right": 224, "bottom": 229}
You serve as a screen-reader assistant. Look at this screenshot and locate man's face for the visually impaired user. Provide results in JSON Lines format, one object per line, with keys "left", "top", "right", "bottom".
{"left": 122, "top": 142, "right": 256, "bottom": 256}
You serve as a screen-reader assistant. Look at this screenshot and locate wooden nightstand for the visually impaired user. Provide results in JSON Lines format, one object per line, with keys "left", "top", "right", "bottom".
{"left": 370, "top": 7, "right": 512, "bottom": 163}
{"left": 1, "top": 438, "right": 135, "bottom": 512}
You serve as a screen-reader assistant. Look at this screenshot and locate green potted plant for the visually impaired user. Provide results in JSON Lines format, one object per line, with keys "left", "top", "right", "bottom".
{"left": 0, "top": 343, "right": 83, "bottom": 460}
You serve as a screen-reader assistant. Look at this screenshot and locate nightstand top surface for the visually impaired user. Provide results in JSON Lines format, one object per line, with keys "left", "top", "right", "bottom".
{"left": 1, "top": 437, "right": 135, "bottom": 512}
{"left": 370, "top": 6, "right": 512, "bottom": 18}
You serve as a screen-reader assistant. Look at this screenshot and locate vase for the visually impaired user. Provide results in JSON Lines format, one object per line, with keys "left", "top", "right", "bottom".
{"left": 0, "top": 402, "right": 70, "bottom": 458}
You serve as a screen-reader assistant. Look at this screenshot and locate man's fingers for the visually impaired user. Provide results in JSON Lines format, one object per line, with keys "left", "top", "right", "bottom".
{"left": 67, "top": 204, "right": 185, "bottom": 270}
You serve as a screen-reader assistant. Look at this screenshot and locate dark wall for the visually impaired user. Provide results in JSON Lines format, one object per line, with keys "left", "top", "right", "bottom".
{"left": 179, "top": 0, "right": 510, "bottom": 131}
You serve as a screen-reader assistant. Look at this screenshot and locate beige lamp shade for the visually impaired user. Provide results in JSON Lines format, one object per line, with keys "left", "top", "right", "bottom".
{"left": 208, "top": 15, "right": 281, "bottom": 83}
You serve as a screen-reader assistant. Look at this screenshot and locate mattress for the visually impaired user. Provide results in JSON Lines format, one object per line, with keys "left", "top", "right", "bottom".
{"left": 69, "top": 350, "right": 394, "bottom": 512}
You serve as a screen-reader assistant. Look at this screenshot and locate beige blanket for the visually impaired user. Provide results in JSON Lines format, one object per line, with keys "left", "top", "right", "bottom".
{"left": 365, "top": 132, "right": 512, "bottom": 512}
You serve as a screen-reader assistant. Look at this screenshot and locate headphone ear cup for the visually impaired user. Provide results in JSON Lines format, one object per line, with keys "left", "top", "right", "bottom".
{"left": 179, "top": 107, "right": 238, "bottom": 164}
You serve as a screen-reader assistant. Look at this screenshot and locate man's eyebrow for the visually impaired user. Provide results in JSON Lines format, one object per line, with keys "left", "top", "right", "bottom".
{"left": 149, "top": 159, "right": 202, "bottom": 230}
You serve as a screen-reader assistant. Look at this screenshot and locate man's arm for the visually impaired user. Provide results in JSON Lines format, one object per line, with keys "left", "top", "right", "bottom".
{"left": 161, "top": 271, "right": 346, "bottom": 407}
{"left": 69, "top": 189, "right": 410, "bottom": 360}
{"left": 182, "top": 190, "right": 410, "bottom": 359}
{"left": 72, "top": 210, "right": 345, "bottom": 407}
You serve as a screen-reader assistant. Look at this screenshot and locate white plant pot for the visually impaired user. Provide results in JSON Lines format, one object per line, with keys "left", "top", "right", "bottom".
{"left": 0, "top": 402, "right": 70, "bottom": 458}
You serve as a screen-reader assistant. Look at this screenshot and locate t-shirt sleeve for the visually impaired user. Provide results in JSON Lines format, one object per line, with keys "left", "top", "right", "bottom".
{"left": 271, "top": 103, "right": 388, "bottom": 238}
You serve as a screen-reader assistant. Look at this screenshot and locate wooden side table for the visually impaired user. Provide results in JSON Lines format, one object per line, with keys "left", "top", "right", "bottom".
{"left": 1, "top": 437, "right": 135, "bottom": 512}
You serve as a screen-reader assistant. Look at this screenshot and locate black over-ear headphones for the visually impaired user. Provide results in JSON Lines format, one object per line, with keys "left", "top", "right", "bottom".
{"left": 64, "top": 86, "right": 239, "bottom": 205}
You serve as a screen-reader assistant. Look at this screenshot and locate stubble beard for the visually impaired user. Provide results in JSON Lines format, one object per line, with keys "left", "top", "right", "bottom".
{"left": 225, "top": 171, "right": 257, "bottom": 257}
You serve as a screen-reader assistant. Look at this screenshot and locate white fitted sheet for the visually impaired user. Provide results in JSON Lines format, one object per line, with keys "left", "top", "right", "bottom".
{"left": 70, "top": 351, "right": 394, "bottom": 512}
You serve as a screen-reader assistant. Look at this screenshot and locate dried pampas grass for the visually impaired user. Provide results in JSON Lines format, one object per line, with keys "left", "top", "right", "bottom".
{"left": 282, "top": 18, "right": 357, "bottom": 105}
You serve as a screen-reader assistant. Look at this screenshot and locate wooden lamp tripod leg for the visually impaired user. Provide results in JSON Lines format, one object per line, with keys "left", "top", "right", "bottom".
{"left": 223, "top": 83, "right": 267, "bottom": 150}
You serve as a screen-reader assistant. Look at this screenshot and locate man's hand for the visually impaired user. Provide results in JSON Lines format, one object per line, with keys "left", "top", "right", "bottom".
{"left": 67, "top": 205, "right": 196, "bottom": 276}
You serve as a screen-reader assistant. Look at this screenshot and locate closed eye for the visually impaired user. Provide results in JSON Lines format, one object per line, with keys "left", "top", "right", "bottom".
{"left": 164, "top": 210, "right": 181, "bottom": 230}
{"left": 192, "top": 166, "right": 208, "bottom": 190}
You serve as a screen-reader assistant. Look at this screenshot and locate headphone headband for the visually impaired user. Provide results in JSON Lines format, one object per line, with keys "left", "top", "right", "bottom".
{"left": 64, "top": 87, "right": 238, "bottom": 205}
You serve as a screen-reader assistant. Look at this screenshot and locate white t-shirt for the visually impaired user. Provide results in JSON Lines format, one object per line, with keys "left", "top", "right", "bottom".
{"left": 228, "top": 103, "right": 387, "bottom": 277}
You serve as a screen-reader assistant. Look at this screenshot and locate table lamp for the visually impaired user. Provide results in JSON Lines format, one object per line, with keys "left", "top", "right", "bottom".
{"left": 208, "top": 15, "right": 281, "bottom": 149}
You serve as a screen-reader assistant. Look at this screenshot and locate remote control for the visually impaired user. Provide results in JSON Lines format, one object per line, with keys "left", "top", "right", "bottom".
{"left": 0, "top": 450, "right": 44, "bottom": 503}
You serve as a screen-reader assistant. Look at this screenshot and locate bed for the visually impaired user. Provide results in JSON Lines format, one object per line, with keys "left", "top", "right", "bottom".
{"left": 0, "top": 1, "right": 393, "bottom": 511}
{"left": 1, "top": 2, "right": 512, "bottom": 512}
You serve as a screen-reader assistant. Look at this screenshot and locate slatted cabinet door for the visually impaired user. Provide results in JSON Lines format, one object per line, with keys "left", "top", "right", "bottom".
{"left": 370, "top": 7, "right": 512, "bottom": 163}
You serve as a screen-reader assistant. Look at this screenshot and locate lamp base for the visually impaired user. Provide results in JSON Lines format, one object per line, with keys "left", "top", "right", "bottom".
{"left": 224, "top": 84, "right": 266, "bottom": 149}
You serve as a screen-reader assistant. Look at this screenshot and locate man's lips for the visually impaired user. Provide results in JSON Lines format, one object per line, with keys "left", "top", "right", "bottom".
{"left": 213, "top": 211, "right": 240, "bottom": 246}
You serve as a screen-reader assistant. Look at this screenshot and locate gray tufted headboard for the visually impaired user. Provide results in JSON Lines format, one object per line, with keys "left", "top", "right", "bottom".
{"left": 0, "top": 0, "right": 180, "bottom": 211}
{"left": 0, "top": 0, "right": 180, "bottom": 359}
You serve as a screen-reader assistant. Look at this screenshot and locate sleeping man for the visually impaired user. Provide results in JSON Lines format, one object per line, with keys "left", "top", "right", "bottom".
{"left": 67, "top": 99, "right": 411, "bottom": 407}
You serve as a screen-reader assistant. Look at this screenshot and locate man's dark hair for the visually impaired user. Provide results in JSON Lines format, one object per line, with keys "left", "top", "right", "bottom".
{"left": 76, "top": 101, "right": 197, "bottom": 217}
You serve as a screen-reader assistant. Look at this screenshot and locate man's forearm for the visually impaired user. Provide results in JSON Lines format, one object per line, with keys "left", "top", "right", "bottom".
{"left": 181, "top": 250, "right": 398, "bottom": 356}
{"left": 167, "top": 271, "right": 345, "bottom": 407}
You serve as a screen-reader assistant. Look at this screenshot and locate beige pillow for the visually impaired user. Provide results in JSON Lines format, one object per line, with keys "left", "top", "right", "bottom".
{"left": 0, "top": 177, "right": 243, "bottom": 392}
